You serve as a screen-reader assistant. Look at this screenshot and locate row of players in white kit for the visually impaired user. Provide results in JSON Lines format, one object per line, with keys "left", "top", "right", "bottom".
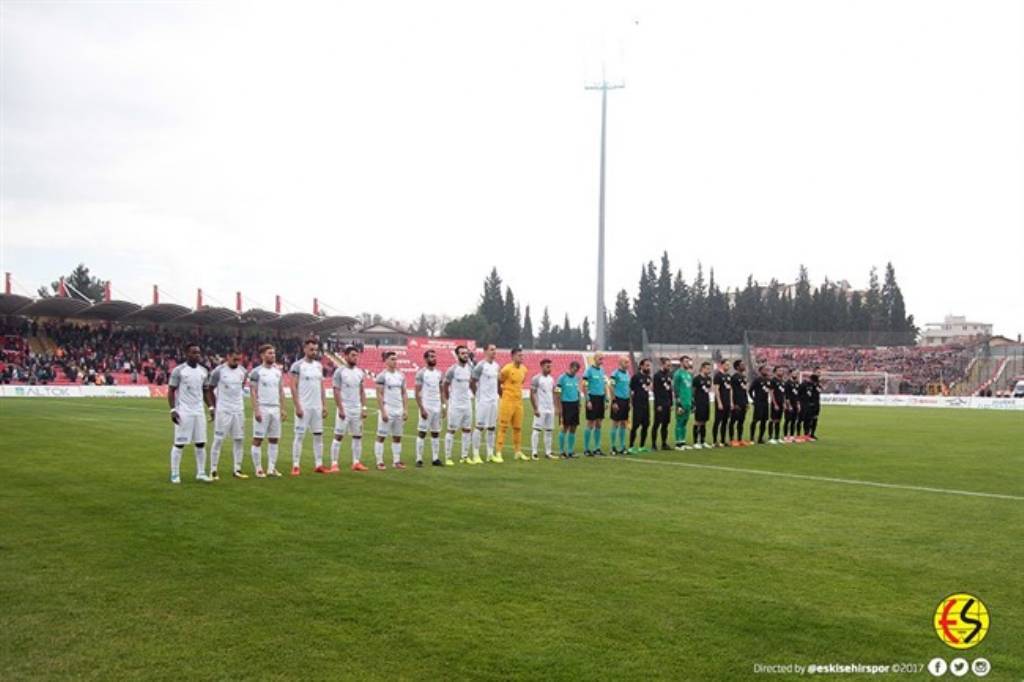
{"left": 166, "top": 342, "right": 555, "bottom": 483}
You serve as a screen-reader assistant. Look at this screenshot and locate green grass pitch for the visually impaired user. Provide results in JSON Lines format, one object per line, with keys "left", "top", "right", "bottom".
{"left": 1, "top": 398, "right": 1022, "bottom": 680}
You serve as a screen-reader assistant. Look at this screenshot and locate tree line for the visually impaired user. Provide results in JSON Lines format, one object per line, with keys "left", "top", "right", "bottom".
{"left": 444, "top": 258, "right": 914, "bottom": 350}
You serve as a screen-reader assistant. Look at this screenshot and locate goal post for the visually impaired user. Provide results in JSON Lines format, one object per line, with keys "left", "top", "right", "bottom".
{"left": 799, "top": 370, "right": 897, "bottom": 395}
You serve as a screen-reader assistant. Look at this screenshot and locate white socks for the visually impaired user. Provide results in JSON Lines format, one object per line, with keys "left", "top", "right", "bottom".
{"left": 170, "top": 446, "right": 183, "bottom": 478}
{"left": 445, "top": 432, "right": 454, "bottom": 459}
{"left": 331, "top": 438, "right": 341, "bottom": 466}
{"left": 352, "top": 437, "right": 362, "bottom": 464}
{"left": 251, "top": 445, "right": 262, "bottom": 471}
{"left": 415, "top": 437, "right": 439, "bottom": 462}
{"left": 292, "top": 433, "right": 304, "bottom": 467}
{"left": 416, "top": 436, "right": 425, "bottom": 463}
{"left": 374, "top": 440, "right": 384, "bottom": 466}
{"left": 431, "top": 437, "right": 440, "bottom": 461}
{"left": 485, "top": 430, "right": 495, "bottom": 457}
{"left": 195, "top": 445, "right": 206, "bottom": 476}
{"left": 210, "top": 436, "right": 224, "bottom": 472}
{"left": 267, "top": 443, "right": 278, "bottom": 471}
{"left": 544, "top": 430, "right": 553, "bottom": 455}
{"left": 531, "top": 429, "right": 540, "bottom": 455}
{"left": 312, "top": 434, "right": 323, "bottom": 467}
{"left": 472, "top": 429, "right": 482, "bottom": 456}
{"left": 232, "top": 440, "right": 243, "bottom": 471}
{"left": 392, "top": 442, "right": 402, "bottom": 464}
{"left": 461, "top": 431, "right": 470, "bottom": 459}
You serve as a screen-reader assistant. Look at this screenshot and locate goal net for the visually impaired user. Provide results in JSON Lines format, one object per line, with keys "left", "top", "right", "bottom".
{"left": 799, "top": 370, "right": 898, "bottom": 395}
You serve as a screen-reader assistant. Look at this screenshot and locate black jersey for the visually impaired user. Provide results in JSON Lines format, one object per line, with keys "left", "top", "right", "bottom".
{"left": 799, "top": 380, "right": 821, "bottom": 407}
{"left": 749, "top": 376, "right": 771, "bottom": 406}
{"left": 630, "top": 372, "right": 652, "bottom": 405}
{"left": 652, "top": 369, "right": 674, "bottom": 405}
{"left": 783, "top": 379, "right": 800, "bottom": 409}
{"left": 730, "top": 372, "right": 749, "bottom": 407}
{"left": 713, "top": 371, "right": 732, "bottom": 407}
{"left": 693, "top": 374, "right": 712, "bottom": 407}
{"left": 769, "top": 378, "right": 785, "bottom": 408}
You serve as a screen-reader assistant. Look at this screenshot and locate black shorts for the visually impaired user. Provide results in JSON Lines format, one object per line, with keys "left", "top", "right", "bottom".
{"left": 611, "top": 397, "right": 630, "bottom": 421}
{"left": 715, "top": 404, "right": 732, "bottom": 419}
{"left": 694, "top": 402, "right": 710, "bottom": 422}
{"left": 753, "top": 402, "right": 769, "bottom": 420}
{"left": 631, "top": 401, "right": 650, "bottom": 422}
{"left": 585, "top": 395, "right": 606, "bottom": 421}
{"left": 784, "top": 408, "right": 798, "bottom": 421}
{"left": 653, "top": 402, "right": 672, "bottom": 424}
{"left": 560, "top": 401, "right": 580, "bottom": 427}
{"left": 770, "top": 406, "right": 783, "bottom": 420}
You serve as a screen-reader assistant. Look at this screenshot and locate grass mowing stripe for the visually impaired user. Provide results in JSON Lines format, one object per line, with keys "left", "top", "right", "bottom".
{"left": 615, "top": 455, "right": 1024, "bottom": 501}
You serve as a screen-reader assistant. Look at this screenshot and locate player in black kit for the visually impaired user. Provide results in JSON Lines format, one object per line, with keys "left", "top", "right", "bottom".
{"left": 712, "top": 359, "right": 732, "bottom": 447}
{"left": 768, "top": 366, "right": 786, "bottom": 443}
{"left": 729, "top": 359, "right": 749, "bottom": 445}
{"left": 651, "top": 358, "right": 674, "bottom": 450}
{"left": 748, "top": 364, "right": 771, "bottom": 444}
{"left": 783, "top": 367, "right": 801, "bottom": 441}
{"left": 628, "top": 358, "right": 653, "bottom": 452}
{"left": 692, "top": 361, "right": 713, "bottom": 448}
{"left": 798, "top": 372, "right": 822, "bottom": 440}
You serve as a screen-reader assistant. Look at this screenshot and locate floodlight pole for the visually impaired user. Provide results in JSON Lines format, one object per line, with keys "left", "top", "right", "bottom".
{"left": 585, "top": 78, "right": 624, "bottom": 351}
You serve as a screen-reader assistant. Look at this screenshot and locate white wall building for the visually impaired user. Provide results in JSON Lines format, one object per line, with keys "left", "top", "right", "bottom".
{"left": 920, "top": 315, "right": 993, "bottom": 346}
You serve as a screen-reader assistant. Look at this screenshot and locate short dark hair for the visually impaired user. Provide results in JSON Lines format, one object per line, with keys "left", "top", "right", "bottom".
{"left": 720, "top": 358, "right": 730, "bottom": 365}
{"left": 733, "top": 359, "right": 743, "bottom": 370}
{"left": 343, "top": 345, "right": 358, "bottom": 354}
{"left": 660, "top": 357, "right": 671, "bottom": 364}
{"left": 511, "top": 346, "right": 522, "bottom": 354}
{"left": 304, "top": 337, "right": 318, "bottom": 347}
{"left": 423, "top": 349, "right": 436, "bottom": 359}
{"left": 382, "top": 351, "right": 397, "bottom": 361}
{"left": 227, "top": 348, "right": 241, "bottom": 356}
{"left": 569, "top": 361, "right": 580, "bottom": 371}
{"left": 184, "top": 342, "right": 200, "bottom": 352}
{"left": 455, "top": 345, "right": 468, "bottom": 354}
{"left": 773, "top": 365, "right": 782, "bottom": 372}
{"left": 639, "top": 358, "right": 651, "bottom": 366}
{"left": 485, "top": 343, "right": 496, "bottom": 351}
{"left": 700, "top": 361, "right": 712, "bottom": 369}
{"left": 257, "top": 343, "right": 274, "bottom": 355}
{"left": 680, "top": 355, "right": 691, "bottom": 362}
{"left": 540, "top": 358, "right": 551, "bottom": 365}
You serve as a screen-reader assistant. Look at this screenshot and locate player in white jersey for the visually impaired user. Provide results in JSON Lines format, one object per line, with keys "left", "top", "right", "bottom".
{"left": 289, "top": 338, "right": 327, "bottom": 476}
{"left": 331, "top": 345, "right": 369, "bottom": 472}
{"left": 530, "top": 358, "right": 558, "bottom": 460}
{"left": 414, "top": 349, "right": 445, "bottom": 467}
{"left": 249, "top": 343, "right": 287, "bottom": 478}
{"left": 470, "top": 343, "right": 500, "bottom": 461}
{"left": 207, "top": 349, "right": 248, "bottom": 480}
{"left": 443, "top": 345, "right": 478, "bottom": 465}
{"left": 167, "top": 343, "right": 213, "bottom": 484}
{"left": 374, "top": 351, "right": 407, "bottom": 470}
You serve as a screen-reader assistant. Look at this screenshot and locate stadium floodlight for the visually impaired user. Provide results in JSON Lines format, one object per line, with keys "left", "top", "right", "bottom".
{"left": 585, "top": 76, "right": 624, "bottom": 351}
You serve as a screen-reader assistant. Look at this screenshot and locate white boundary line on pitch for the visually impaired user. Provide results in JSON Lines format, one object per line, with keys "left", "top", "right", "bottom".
{"left": 613, "top": 456, "right": 1024, "bottom": 502}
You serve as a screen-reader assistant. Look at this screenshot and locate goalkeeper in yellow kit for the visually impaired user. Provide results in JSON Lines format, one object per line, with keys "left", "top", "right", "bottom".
{"left": 495, "top": 347, "right": 530, "bottom": 462}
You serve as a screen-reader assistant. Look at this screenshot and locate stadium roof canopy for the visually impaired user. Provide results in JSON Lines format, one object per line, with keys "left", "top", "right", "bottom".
{"left": 2, "top": 295, "right": 358, "bottom": 335}
{"left": 264, "top": 312, "right": 320, "bottom": 331}
{"left": 174, "top": 306, "right": 239, "bottom": 326}
{"left": 241, "top": 308, "right": 278, "bottom": 324}
{"left": 305, "top": 315, "right": 359, "bottom": 334}
{"left": 76, "top": 300, "right": 142, "bottom": 320}
{"left": 19, "top": 297, "right": 92, "bottom": 318}
{"left": 122, "top": 303, "right": 192, "bottom": 323}
{"left": 0, "top": 293, "right": 33, "bottom": 315}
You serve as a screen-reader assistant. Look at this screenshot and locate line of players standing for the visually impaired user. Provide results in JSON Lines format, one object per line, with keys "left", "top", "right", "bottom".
{"left": 613, "top": 355, "right": 823, "bottom": 451}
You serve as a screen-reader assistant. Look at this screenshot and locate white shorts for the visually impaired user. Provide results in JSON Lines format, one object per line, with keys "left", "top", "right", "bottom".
{"left": 294, "top": 407, "right": 324, "bottom": 435}
{"left": 417, "top": 407, "right": 442, "bottom": 433}
{"left": 214, "top": 410, "right": 244, "bottom": 440}
{"left": 174, "top": 413, "right": 207, "bottom": 446}
{"left": 475, "top": 399, "right": 498, "bottom": 428}
{"left": 532, "top": 411, "right": 555, "bottom": 431}
{"left": 447, "top": 405, "right": 472, "bottom": 431}
{"left": 333, "top": 405, "right": 364, "bottom": 437}
{"left": 376, "top": 412, "right": 405, "bottom": 438}
{"left": 253, "top": 406, "right": 282, "bottom": 439}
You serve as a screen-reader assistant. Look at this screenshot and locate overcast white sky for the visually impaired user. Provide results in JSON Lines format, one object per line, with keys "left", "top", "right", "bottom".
{"left": 2, "top": 0, "right": 1022, "bottom": 336}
